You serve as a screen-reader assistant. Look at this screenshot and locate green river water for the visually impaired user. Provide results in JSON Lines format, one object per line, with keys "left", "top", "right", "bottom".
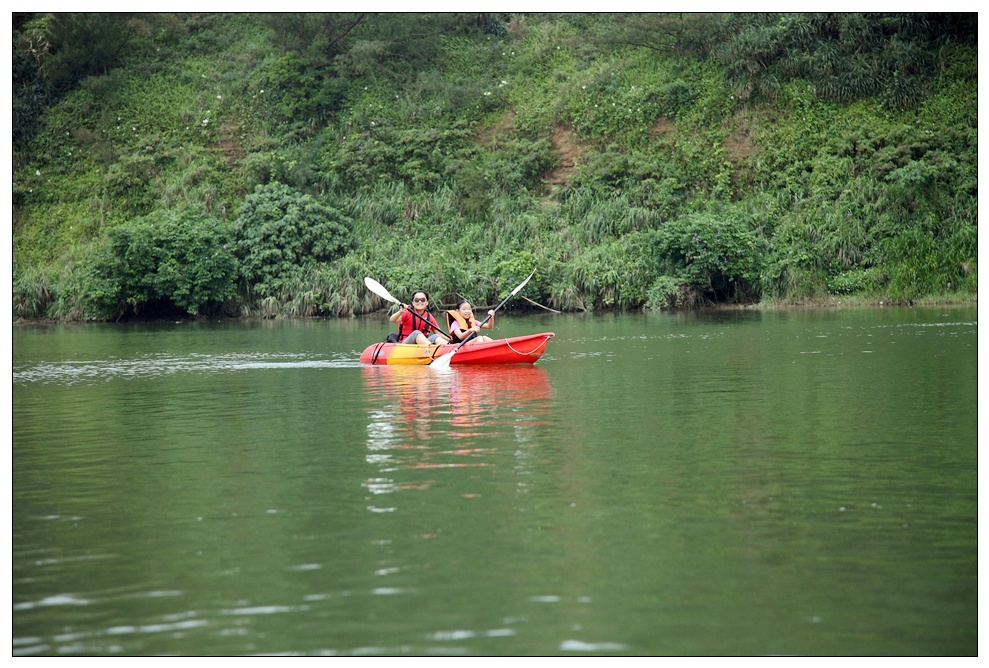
{"left": 12, "top": 306, "right": 978, "bottom": 656}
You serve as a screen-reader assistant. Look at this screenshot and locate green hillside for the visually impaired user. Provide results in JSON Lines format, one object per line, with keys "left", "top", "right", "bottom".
{"left": 12, "top": 12, "right": 978, "bottom": 321}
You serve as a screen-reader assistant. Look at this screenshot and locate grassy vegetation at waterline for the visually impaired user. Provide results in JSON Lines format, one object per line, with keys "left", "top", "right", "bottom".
{"left": 12, "top": 13, "right": 978, "bottom": 321}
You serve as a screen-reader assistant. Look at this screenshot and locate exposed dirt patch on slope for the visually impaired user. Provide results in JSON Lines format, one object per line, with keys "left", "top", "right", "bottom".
{"left": 725, "top": 109, "right": 758, "bottom": 161}
{"left": 543, "top": 122, "right": 587, "bottom": 189}
{"left": 651, "top": 111, "right": 757, "bottom": 161}
{"left": 216, "top": 122, "right": 245, "bottom": 165}
{"left": 649, "top": 116, "right": 675, "bottom": 137}
{"left": 476, "top": 113, "right": 588, "bottom": 200}
{"left": 476, "top": 109, "right": 515, "bottom": 149}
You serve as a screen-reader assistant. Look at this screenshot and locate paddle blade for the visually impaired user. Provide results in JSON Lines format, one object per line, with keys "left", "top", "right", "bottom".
{"left": 429, "top": 350, "right": 455, "bottom": 371}
{"left": 511, "top": 269, "right": 536, "bottom": 296}
{"left": 364, "top": 277, "right": 400, "bottom": 304}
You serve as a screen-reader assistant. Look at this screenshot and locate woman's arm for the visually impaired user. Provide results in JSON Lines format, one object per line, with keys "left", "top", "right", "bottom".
{"left": 389, "top": 307, "right": 407, "bottom": 324}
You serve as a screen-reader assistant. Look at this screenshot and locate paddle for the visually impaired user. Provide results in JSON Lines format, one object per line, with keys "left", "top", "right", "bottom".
{"left": 364, "top": 277, "right": 445, "bottom": 339}
{"left": 364, "top": 276, "right": 402, "bottom": 306}
{"left": 429, "top": 269, "right": 535, "bottom": 371}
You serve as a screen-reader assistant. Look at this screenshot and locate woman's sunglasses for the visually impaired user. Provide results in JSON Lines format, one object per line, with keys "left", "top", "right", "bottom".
{"left": 412, "top": 297, "right": 427, "bottom": 303}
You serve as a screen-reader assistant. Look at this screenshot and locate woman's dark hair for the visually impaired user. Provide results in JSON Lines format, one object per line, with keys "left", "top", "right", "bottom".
{"left": 412, "top": 290, "right": 429, "bottom": 301}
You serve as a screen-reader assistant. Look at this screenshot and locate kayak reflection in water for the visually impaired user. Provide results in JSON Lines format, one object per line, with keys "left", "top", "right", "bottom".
{"left": 446, "top": 300, "right": 495, "bottom": 344}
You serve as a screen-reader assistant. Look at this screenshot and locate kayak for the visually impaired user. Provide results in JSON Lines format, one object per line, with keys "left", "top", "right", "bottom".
{"left": 360, "top": 332, "right": 555, "bottom": 365}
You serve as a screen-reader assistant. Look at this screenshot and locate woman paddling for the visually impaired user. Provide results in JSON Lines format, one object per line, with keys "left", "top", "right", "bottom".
{"left": 389, "top": 290, "right": 450, "bottom": 351}
{"left": 446, "top": 299, "right": 495, "bottom": 344}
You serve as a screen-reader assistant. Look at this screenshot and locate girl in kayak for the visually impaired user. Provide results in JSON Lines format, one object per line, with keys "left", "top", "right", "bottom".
{"left": 446, "top": 299, "right": 495, "bottom": 344}
{"left": 390, "top": 290, "right": 450, "bottom": 349}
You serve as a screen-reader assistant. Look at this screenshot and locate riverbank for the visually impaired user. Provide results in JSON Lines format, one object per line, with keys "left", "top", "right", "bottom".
{"left": 728, "top": 293, "right": 977, "bottom": 310}
{"left": 13, "top": 294, "right": 978, "bottom": 326}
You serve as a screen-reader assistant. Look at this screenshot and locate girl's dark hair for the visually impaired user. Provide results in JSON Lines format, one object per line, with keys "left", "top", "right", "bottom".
{"left": 456, "top": 299, "right": 471, "bottom": 309}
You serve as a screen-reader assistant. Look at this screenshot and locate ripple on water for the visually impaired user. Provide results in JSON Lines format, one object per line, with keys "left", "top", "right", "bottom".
{"left": 13, "top": 353, "right": 362, "bottom": 385}
{"left": 560, "top": 639, "right": 630, "bottom": 652}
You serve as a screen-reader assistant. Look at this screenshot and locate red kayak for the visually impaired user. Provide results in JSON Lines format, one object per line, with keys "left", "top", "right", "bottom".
{"left": 360, "top": 332, "right": 554, "bottom": 365}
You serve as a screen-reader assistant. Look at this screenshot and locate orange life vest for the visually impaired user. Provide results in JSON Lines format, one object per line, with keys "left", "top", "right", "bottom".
{"left": 446, "top": 310, "right": 477, "bottom": 342}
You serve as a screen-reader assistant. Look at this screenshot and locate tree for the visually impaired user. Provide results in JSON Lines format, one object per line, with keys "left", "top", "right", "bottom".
{"left": 608, "top": 12, "right": 722, "bottom": 57}
{"left": 89, "top": 208, "right": 238, "bottom": 318}
{"left": 265, "top": 12, "right": 365, "bottom": 58}
{"left": 232, "top": 183, "right": 353, "bottom": 296}
{"left": 22, "top": 13, "right": 166, "bottom": 92}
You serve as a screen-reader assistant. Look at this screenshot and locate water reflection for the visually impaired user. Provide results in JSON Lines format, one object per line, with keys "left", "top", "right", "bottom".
{"left": 361, "top": 365, "right": 554, "bottom": 497}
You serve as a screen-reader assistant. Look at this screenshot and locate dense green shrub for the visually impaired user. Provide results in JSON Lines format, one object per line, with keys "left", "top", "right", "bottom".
{"left": 262, "top": 52, "right": 348, "bottom": 125}
{"left": 21, "top": 14, "right": 178, "bottom": 94}
{"left": 827, "top": 266, "right": 886, "bottom": 296}
{"left": 87, "top": 208, "right": 238, "bottom": 318}
{"left": 446, "top": 137, "right": 555, "bottom": 221}
{"left": 568, "top": 74, "right": 663, "bottom": 141}
{"left": 646, "top": 275, "right": 698, "bottom": 310}
{"left": 650, "top": 79, "right": 697, "bottom": 119}
{"left": 562, "top": 242, "right": 642, "bottom": 310}
{"left": 13, "top": 255, "right": 96, "bottom": 322}
{"left": 570, "top": 138, "right": 731, "bottom": 215}
{"left": 653, "top": 211, "right": 763, "bottom": 303}
{"left": 13, "top": 263, "right": 59, "bottom": 321}
{"left": 232, "top": 182, "right": 353, "bottom": 297}
{"left": 876, "top": 221, "right": 977, "bottom": 300}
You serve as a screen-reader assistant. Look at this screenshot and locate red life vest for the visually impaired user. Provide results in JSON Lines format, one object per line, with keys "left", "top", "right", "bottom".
{"left": 397, "top": 309, "right": 441, "bottom": 340}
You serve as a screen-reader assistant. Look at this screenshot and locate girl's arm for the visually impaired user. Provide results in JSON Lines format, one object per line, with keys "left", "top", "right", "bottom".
{"left": 450, "top": 321, "right": 465, "bottom": 340}
{"left": 481, "top": 310, "right": 495, "bottom": 329}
